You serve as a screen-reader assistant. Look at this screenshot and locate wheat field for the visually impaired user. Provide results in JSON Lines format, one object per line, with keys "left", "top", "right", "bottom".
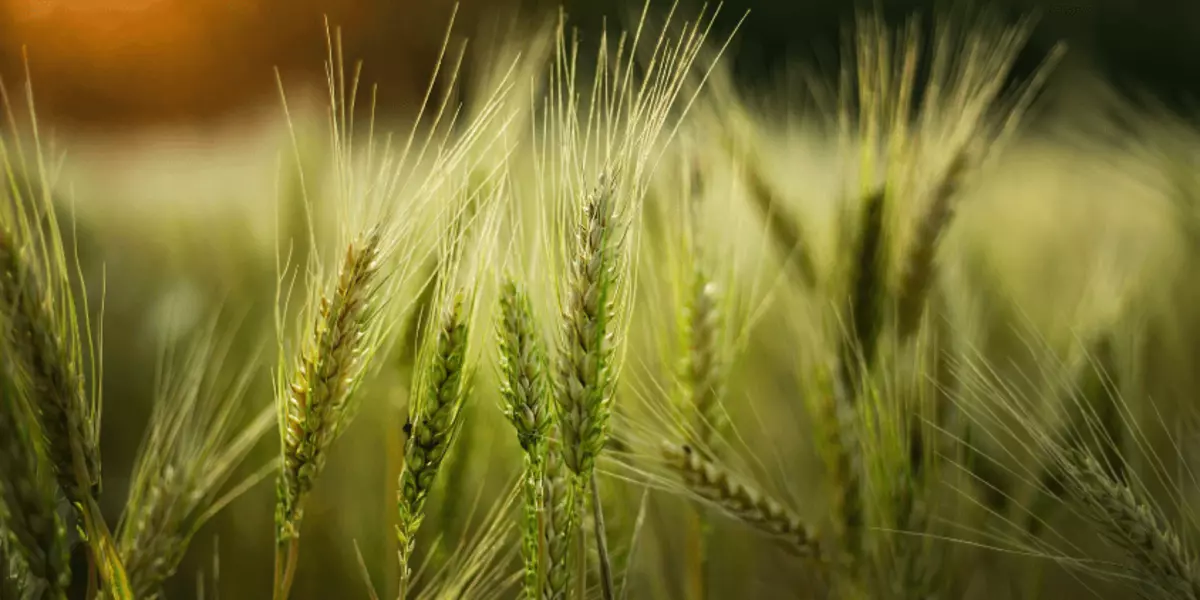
{"left": 3, "top": 2, "right": 1200, "bottom": 599}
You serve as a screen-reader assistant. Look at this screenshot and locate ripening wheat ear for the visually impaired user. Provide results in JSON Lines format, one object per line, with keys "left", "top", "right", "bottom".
{"left": 1060, "top": 449, "right": 1200, "bottom": 600}
{"left": 118, "top": 320, "right": 274, "bottom": 599}
{"left": 0, "top": 73, "right": 130, "bottom": 598}
{"left": 534, "top": 5, "right": 737, "bottom": 598}
{"left": 947, "top": 330, "right": 1200, "bottom": 599}
{"left": 0, "top": 346, "right": 70, "bottom": 598}
{"left": 274, "top": 226, "right": 384, "bottom": 598}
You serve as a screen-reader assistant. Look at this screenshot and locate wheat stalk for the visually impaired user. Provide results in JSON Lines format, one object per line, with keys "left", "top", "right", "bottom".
{"left": 496, "top": 279, "right": 553, "bottom": 599}
{"left": 275, "top": 228, "right": 383, "bottom": 599}
{"left": 397, "top": 292, "right": 473, "bottom": 599}
{"left": 119, "top": 323, "right": 274, "bottom": 599}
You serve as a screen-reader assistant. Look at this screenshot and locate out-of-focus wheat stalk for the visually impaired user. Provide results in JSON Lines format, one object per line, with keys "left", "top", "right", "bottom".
{"left": 0, "top": 69, "right": 131, "bottom": 598}
{"left": 0, "top": 340, "right": 70, "bottom": 598}
{"left": 118, "top": 319, "right": 273, "bottom": 599}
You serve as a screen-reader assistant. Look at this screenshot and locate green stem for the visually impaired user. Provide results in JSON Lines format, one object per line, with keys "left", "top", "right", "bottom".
{"left": 590, "top": 472, "right": 615, "bottom": 600}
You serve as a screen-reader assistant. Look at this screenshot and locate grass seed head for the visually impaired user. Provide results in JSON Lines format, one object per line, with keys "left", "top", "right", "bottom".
{"left": 0, "top": 219, "right": 98, "bottom": 508}
{"left": 119, "top": 323, "right": 273, "bottom": 599}
{"left": 1062, "top": 449, "right": 1200, "bottom": 600}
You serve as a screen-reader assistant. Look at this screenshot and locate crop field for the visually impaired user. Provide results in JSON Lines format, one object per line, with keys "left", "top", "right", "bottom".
{"left": 3, "top": 2, "right": 1200, "bottom": 599}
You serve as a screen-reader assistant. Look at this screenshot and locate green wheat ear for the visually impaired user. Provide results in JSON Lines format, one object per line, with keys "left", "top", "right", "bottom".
{"left": 661, "top": 442, "right": 824, "bottom": 561}
{"left": 1, "top": 74, "right": 130, "bottom": 597}
{"left": 496, "top": 278, "right": 553, "bottom": 600}
{"left": 397, "top": 292, "right": 474, "bottom": 598}
{"left": 555, "top": 174, "right": 622, "bottom": 480}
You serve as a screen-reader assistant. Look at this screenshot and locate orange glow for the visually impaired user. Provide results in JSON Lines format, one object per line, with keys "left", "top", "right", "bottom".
{"left": 0, "top": 0, "right": 445, "bottom": 128}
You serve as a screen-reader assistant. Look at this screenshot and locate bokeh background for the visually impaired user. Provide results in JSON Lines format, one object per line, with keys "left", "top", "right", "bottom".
{"left": 3, "top": 0, "right": 1200, "bottom": 131}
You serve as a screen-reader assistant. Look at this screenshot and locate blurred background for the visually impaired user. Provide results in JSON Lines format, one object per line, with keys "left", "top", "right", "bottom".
{"left": 2, "top": 0, "right": 1199, "bottom": 133}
